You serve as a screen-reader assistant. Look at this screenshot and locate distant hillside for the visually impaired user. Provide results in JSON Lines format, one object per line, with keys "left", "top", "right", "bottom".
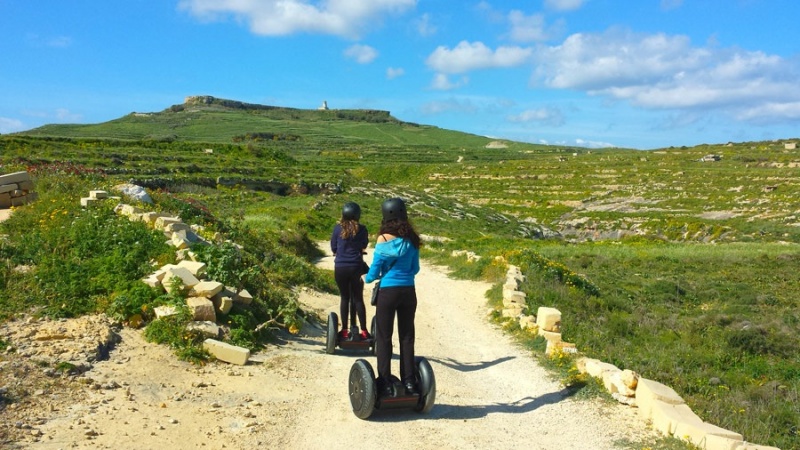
{"left": 18, "top": 95, "right": 524, "bottom": 151}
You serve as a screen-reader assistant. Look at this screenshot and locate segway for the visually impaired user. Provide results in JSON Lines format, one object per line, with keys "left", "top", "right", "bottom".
{"left": 348, "top": 356, "right": 436, "bottom": 420}
{"left": 325, "top": 282, "right": 376, "bottom": 355}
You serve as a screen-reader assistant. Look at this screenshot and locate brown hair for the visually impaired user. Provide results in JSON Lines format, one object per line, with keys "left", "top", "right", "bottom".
{"left": 379, "top": 218, "right": 421, "bottom": 249}
{"left": 339, "top": 219, "right": 360, "bottom": 239}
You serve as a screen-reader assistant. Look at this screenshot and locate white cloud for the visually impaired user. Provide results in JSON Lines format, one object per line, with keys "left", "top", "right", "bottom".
{"left": 533, "top": 28, "right": 800, "bottom": 122}
{"left": 430, "top": 73, "right": 468, "bottom": 90}
{"left": 0, "top": 117, "right": 24, "bottom": 134}
{"left": 386, "top": 67, "right": 405, "bottom": 79}
{"left": 507, "top": 107, "right": 565, "bottom": 126}
{"left": 344, "top": 44, "right": 378, "bottom": 63}
{"left": 179, "top": 0, "right": 416, "bottom": 39}
{"left": 426, "top": 41, "right": 533, "bottom": 74}
{"left": 544, "top": 0, "right": 585, "bottom": 12}
{"left": 415, "top": 13, "right": 436, "bottom": 37}
{"left": 507, "top": 11, "right": 562, "bottom": 43}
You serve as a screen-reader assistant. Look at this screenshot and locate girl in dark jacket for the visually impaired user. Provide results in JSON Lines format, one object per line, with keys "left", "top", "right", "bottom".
{"left": 330, "top": 202, "right": 370, "bottom": 340}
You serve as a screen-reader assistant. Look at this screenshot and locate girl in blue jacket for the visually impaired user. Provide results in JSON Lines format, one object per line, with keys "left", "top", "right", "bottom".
{"left": 364, "top": 198, "right": 421, "bottom": 396}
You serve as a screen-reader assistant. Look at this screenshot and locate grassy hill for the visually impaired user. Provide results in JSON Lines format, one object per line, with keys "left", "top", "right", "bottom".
{"left": 2, "top": 96, "right": 799, "bottom": 448}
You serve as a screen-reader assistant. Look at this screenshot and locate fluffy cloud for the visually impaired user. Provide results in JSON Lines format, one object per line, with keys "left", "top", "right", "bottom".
{"left": 386, "top": 67, "right": 405, "bottom": 79}
{"left": 426, "top": 41, "right": 533, "bottom": 74}
{"left": 533, "top": 28, "right": 800, "bottom": 122}
{"left": 0, "top": 117, "right": 24, "bottom": 134}
{"left": 430, "top": 73, "right": 468, "bottom": 90}
{"left": 344, "top": 44, "right": 378, "bottom": 63}
{"left": 507, "top": 11, "right": 563, "bottom": 43}
{"left": 415, "top": 13, "right": 436, "bottom": 37}
{"left": 179, "top": 0, "right": 416, "bottom": 38}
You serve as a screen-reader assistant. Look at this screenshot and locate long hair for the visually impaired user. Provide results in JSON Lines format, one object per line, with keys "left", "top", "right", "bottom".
{"left": 339, "top": 219, "right": 360, "bottom": 239}
{"left": 379, "top": 218, "right": 421, "bottom": 249}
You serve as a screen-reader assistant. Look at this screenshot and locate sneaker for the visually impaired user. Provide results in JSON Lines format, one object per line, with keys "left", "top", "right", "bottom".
{"left": 359, "top": 330, "right": 371, "bottom": 340}
{"left": 338, "top": 329, "right": 350, "bottom": 340}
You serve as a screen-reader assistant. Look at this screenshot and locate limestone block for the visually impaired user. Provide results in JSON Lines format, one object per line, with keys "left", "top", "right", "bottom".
{"left": 545, "top": 340, "right": 576, "bottom": 356}
{"left": 575, "top": 357, "right": 590, "bottom": 374}
{"left": 89, "top": 190, "right": 109, "bottom": 199}
{"left": 538, "top": 329, "right": 561, "bottom": 343}
{"left": 154, "top": 215, "right": 182, "bottom": 228}
{"left": 650, "top": 400, "right": 703, "bottom": 435}
{"left": 584, "top": 359, "right": 619, "bottom": 379}
{"left": 603, "top": 370, "right": 636, "bottom": 397}
{"left": 18, "top": 180, "right": 34, "bottom": 191}
{"left": 170, "top": 233, "right": 191, "bottom": 250}
{"left": 80, "top": 197, "right": 100, "bottom": 207}
{"left": 518, "top": 315, "right": 537, "bottom": 331}
{"left": 185, "top": 321, "right": 220, "bottom": 338}
{"left": 114, "top": 203, "right": 143, "bottom": 217}
{"left": 162, "top": 267, "right": 200, "bottom": 293}
{"left": 212, "top": 287, "right": 236, "bottom": 312}
{"left": 177, "top": 260, "right": 207, "bottom": 279}
{"left": 636, "top": 377, "right": 686, "bottom": 421}
{"left": 0, "top": 184, "right": 17, "bottom": 194}
{"left": 702, "top": 434, "right": 744, "bottom": 450}
{"left": 502, "top": 306, "right": 524, "bottom": 318}
{"left": 734, "top": 443, "right": 781, "bottom": 450}
{"left": 186, "top": 296, "right": 216, "bottom": 322}
{"left": 165, "top": 221, "right": 192, "bottom": 233}
{"left": 674, "top": 420, "right": 742, "bottom": 449}
{"left": 190, "top": 281, "right": 224, "bottom": 298}
{"left": 141, "top": 274, "right": 163, "bottom": 289}
{"left": 139, "top": 212, "right": 165, "bottom": 226}
{"left": 536, "top": 307, "right": 561, "bottom": 332}
{"left": 10, "top": 195, "right": 29, "bottom": 206}
{"left": 620, "top": 369, "right": 639, "bottom": 390}
{"left": 203, "top": 339, "right": 250, "bottom": 365}
{"left": 0, "top": 193, "right": 11, "bottom": 208}
{"left": 234, "top": 288, "right": 253, "bottom": 305}
{"left": 502, "top": 290, "right": 526, "bottom": 306}
{"left": 503, "top": 281, "right": 519, "bottom": 291}
{"left": 154, "top": 305, "right": 179, "bottom": 318}
{"left": 0, "top": 171, "right": 31, "bottom": 185}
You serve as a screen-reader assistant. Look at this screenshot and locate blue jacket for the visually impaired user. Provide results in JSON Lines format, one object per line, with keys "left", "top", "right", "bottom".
{"left": 330, "top": 223, "right": 368, "bottom": 267}
{"left": 365, "top": 237, "right": 419, "bottom": 287}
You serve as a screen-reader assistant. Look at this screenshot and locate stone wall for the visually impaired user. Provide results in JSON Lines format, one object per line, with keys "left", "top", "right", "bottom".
{"left": 0, "top": 171, "right": 38, "bottom": 209}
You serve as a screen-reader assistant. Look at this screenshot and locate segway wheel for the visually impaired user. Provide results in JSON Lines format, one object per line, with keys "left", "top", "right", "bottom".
{"left": 325, "top": 312, "right": 338, "bottom": 355}
{"left": 369, "top": 315, "right": 377, "bottom": 356}
{"left": 349, "top": 359, "right": 377, "bottom": 420}
{"left": 414, "top": 357, "right": 436, "bottom": 413}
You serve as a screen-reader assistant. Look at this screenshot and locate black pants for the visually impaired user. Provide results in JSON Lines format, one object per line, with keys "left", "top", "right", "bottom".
{"left": 334, "top": 265, "right": 367, "bottom": 331}
{"left": 375, "top": 286, "right": 417, "bottom": 384}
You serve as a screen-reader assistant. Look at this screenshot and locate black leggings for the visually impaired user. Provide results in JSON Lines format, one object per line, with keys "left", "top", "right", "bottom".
{"left": 375, "top": 286, "right": 417, "bottom": 384}
{"left": 334, "top": 265, "right": 367, "bottom": 331}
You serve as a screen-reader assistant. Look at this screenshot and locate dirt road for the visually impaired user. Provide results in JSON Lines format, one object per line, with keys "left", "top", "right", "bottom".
{"left": 6, "top": 247, "right": 658, "bottom": 449}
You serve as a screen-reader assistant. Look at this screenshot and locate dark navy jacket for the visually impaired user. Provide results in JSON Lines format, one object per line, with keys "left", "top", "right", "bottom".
{"left": 330, "top": 223, "right": 369, "bottom": 267}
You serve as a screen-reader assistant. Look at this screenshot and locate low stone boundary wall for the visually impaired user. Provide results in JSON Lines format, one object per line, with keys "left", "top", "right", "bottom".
{"left": 502, "top": 264, "right": 779, "bottom": 450}
{"left": 81, "top": 188, "right": 252, "bottom": 365}
{"left": 0, "top": 171, "right": 38, "bottom": 209}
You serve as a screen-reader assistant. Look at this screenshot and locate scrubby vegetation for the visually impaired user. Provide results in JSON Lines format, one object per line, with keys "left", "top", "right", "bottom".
{"left": 1, "top": 97, "right": 798, "bottom": 448}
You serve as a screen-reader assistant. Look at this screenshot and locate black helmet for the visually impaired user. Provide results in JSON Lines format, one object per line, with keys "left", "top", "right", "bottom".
{"left": 381, "top": 197, "right": 408, "bottom": 221}
{"left": 342, "top": 202, "right": 361, "bottom": 221}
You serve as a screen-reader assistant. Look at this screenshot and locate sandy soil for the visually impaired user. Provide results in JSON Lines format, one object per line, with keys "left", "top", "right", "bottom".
{"left": 1, "top": 245, "right": 661, "bottom": 449}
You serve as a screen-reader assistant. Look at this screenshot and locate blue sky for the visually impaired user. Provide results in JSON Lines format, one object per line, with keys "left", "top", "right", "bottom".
{"left": 1, "top": 0, "right": 799, "bottom": 150}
